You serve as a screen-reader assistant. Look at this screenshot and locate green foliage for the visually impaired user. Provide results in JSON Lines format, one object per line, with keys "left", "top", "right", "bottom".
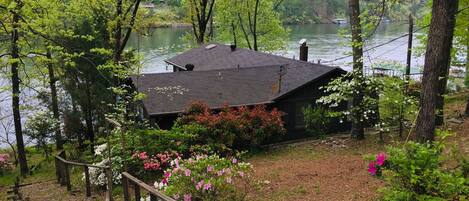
{"left": 125, "top": 127, "right": 198, "bottom": 155}
{"left": 214, "top": 0, "right": 289, "bottom": 51}
{"left": 163, "top": 155, "right": 253, "bottom": 201}
{"left": 379, "top": 77, "right": 419, "bottom": 129}
{"left": 318, "top": 70, "right": 383, "bottom": 127}
{"left": 302, "top": 106, "right": 332, "bottom": 137}
{"left": 24, "top": 111, "right": 59, "bottom": 158}
{"left": 378, "top": 132, "right": 469, "bottom": 201}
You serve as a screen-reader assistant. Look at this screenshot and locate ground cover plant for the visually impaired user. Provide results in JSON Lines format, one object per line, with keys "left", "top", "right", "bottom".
{"left": 367, "top": 131, "right": 469, "bottom": 201}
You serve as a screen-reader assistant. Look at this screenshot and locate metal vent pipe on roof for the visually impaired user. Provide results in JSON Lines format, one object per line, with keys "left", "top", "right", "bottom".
{"left": 299, "top": 39, "right": 308, "bottom": 62}
{"left": 185, "top": 64, "right": 195, "bottom": 71}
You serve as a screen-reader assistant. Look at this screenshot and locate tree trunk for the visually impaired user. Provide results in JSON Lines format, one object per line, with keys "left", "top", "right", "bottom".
{"left": 415, "top": 0, "right": 458, "bottom": 142}
{"left": 465, "top": 96, "right": 469, "bottom": 116}
{"left": 465, "top": 22, "right": 469, "bottom": 117}
{"left": 46, "top": 50, "right": 63, "bottom": 150}
{"left": 252, "top": 0, "right": 260, "bottom": 51}
{"left": 114, "top": 0, "right": 123, "bottom": 63}
{"left": 190, "top": 0, "right": 215, "bottom": 44}
{"left": 349, "top": 0, "right": 365, "bottom": 140}
{"left": 85, "top": 83, "right": 94, "bottom": 144}
{"left": 11, "top": 1, "right": 29, "bottom": 175}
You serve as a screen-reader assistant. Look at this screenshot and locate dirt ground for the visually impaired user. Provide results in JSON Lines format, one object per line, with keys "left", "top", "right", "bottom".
{"left": 20, "top": 180, "right": 99, "bottom": 201}
{"left": 248, "top": 115, "right": 469, "bottom": 200}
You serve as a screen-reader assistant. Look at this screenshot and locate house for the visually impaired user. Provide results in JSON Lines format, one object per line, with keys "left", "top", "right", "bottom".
{"left": 133, "top": 44, "right": 348, "bottom": 140}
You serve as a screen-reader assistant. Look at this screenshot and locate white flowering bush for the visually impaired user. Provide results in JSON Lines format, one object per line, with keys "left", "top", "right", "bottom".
{"left": 317, "top": 70, "right": 383, "bottom": 127}
{"left": 318, "top": 69, "right": 420, "bottom": 134}
{"left": 83, "top": 143, "right": 123, "bottom": 186}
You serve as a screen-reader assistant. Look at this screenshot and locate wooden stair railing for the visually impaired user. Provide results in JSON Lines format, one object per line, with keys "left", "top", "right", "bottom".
{"left": 122, "top": 172, "right": 176, "bottom": 201}
{"left": 54, "top": 150, "right": 113, "bottom": 201}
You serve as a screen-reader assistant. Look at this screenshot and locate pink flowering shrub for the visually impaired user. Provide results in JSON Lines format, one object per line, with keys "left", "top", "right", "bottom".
{"left": 178, "top": 102, "right": 286, "bottom": 151}
{"left": 130, "top": 151, "right": 181, "bottom": 180}
{"left": 0, "top": 154, "right": 11, "bottom": 175}
{"left": 367, "top": 152, "right": 387, "bottom": 177}
{"left": 156, "top": 155, "right": 253, "bottom": 201}
{"left": 366, "top": 135, "right": 469, "bottom": 200}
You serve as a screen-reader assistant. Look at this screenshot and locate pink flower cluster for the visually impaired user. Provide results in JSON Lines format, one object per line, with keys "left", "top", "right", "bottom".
{"left": 195, "top": 180, "right": 212, "bottom": 191}
{"left": 0, "top": 154, "right": 8, "bottom": 162}
{"left": 368, "top": 153, "right": 387, "bottom": 176}
{"left": 132, "top": 151, "right": 180, "bottom": 171}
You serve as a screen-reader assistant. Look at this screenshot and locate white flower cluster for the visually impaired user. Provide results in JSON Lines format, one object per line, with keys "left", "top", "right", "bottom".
{"left": 82, "top": 144, "right": 123, "bottom": 186}
{"left": 94, "top": 143, "right": 107, "bottom": 156}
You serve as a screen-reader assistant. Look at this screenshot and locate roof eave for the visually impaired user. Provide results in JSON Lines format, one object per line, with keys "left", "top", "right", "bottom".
{"left": 147, "top": 100, "right": 275, "bottom": 116}
{"left": 272, "top": 67, "right": 346, "bottom": 101}
{"left": 164, "top": 59, "right": 187, "bottom": 70}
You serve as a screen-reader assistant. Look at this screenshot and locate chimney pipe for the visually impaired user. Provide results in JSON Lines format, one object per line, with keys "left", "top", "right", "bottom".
{"left": 299, "top": 39, "right": 308, "bottom": 62}
{"left": 230, "top": 44, "right": 236, "bottom": 51}
{"left": 185, "top": 64, "right": 195, "bottom": 71}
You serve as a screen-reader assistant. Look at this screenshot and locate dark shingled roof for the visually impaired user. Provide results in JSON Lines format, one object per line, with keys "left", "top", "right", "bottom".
{"left": 133, "top": 64, "right": 344, "bottom": 116}
{"left": 165, "top": 43, "right": 302, "bottom": 71}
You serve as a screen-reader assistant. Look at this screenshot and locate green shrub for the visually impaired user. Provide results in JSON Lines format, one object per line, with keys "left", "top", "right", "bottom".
{"left": 368, "top": 132, "right": 469, "bottom": 201}
{"left": 303, "top": 106, "right": 332, "bottom": 137}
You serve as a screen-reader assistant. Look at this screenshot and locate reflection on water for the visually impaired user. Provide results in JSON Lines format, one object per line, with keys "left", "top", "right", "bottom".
{"left": 128, "top": 23, "right": 424, "bottom": 73}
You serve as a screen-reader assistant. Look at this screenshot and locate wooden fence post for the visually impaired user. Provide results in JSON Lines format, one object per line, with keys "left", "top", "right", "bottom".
{"left": 106, "top": 167, "right": 113, "bottom": 201}
{"left": 134, "top": 183, "right": 141, "bottom": 201}
{"left": 64, "top": 163, "right": 71, "bottom": 191}
{"left": 54, "top": 157, "right": 61, "bottom": 183}
{"left": 122, "top": 176, "right": 130, "bottom": 201}
{"left": 84, "top": 166, "right": 91, "bottom": 197}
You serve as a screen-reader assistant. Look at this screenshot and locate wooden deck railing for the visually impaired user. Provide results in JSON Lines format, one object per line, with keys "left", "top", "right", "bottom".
{"left": 54, "top": 150, "right": 113, "bottom": 201}
{"left": 122, "top": 172, "right": 176, "bottom": 201}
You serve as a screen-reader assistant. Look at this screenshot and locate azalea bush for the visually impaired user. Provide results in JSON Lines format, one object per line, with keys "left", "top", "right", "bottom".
{"left": 157, "top": 155, "right": 253, "bottom": 201}
{"left": 0, "top": 154, "right": 11, "bottom": 175}
{"left": 367, "top": 132, "right": 469, "bottom": 200}
{"left": 177, "top": 102, "right": 285, "bottom": 151}
{"left": 129, "top": 151, "right": 181, "bottom": 181}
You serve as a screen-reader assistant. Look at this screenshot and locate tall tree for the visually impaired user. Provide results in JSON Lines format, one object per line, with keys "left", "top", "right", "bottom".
{"left": 1, "top": 0, "right": 30, "bottom": 175}
{"left": 187, "top": 0, "right": 216, "bottom": 44}
{"left": 415, "top": 0, "right": 458, "bottom": 142}
{"left": 348, "top": 0, "right": 365, "bottom": 140}
{"left": 46, "top": 49, "right": 63, "bottom": 150}
{"left": 215, "top": 0, "right": 288, "bottom": 51}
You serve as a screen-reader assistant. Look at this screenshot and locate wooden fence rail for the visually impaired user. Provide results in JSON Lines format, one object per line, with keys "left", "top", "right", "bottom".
{"left": 54, "top": 150, "right": 113, "bottom": 201}
{"left": 122, "top": 172, "right": 176, "bottom": 201}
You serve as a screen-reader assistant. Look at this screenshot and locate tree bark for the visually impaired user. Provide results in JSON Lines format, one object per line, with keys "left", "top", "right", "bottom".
{"left": 252, "top": 0, "right": 259, "bottom": 51}
{"left": 11, "top": 0, "right": 29, "bottom": 175}
{"left": 46, "top": 50, "right": 63, "bottom": 150}
{"left": 113, "top": 0, "right": 123, "bottom": 63}
{"left": 84, "top": 81, "right": 94, "bottom": 144}
{"left": 190, "top": 0, "right": 215, "bottom": 44}
{"left": 465, "top": 22, "right": 469, "bottom": 117}
{"left": 349, "top": 0, "right": 365, "bottom": 140}
{"left": 415, "top": 0, "right": 458, "bottom": 142}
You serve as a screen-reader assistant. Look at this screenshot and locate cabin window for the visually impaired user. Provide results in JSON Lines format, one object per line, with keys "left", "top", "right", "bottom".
{"left": 294, "top": 101, "right": 310, "bottom": 129}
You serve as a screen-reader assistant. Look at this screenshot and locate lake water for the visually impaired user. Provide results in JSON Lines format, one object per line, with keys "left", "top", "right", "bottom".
{"left": 127, "top": 23, "right": 424, "bottom": 74}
